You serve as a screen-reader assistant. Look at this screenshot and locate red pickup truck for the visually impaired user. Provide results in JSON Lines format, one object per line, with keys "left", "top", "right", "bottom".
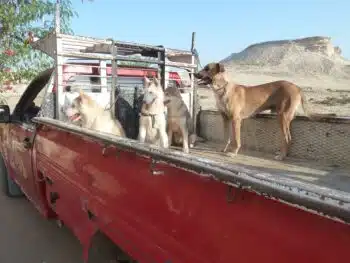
{"left": 1, "top": 31, "right": 350, "bottom": 262}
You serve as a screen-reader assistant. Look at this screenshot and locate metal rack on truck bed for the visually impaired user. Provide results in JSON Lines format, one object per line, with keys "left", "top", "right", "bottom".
{"left": 31, "top": 3, "right": 198, "bottom": 123}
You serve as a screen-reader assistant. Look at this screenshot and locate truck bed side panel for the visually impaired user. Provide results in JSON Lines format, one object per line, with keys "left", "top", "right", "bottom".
{"left": 35, "top": 126, "right": 97, "bottom": 247}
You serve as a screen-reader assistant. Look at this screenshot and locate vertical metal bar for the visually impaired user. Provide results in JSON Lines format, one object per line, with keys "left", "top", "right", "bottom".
{"left": 159, "top": 50, "right": 166, "bottom": 90}
{"left": 55, "top": 0, "right": 61, "bottom": 34}
{"left": 55, "top": 0, "right": 62, "bottom": 120}
{"left": 55, "top": 43, "right": 63, "bottom": 120}
{"left": 191, "top": 32, "right": 198, "bottom": 133}
{"left": 191, "top": 32, "right": 196, "bottom": 53}
{"left": 100, "top": 60, "right": 107, "bottom": 93}
{"left": 110, "top": 40, "right": 117, "bottom": 118}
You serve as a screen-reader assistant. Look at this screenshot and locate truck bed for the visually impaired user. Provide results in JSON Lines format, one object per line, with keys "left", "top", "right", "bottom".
{"left": 34, "top": 117, "right": 350, "bottom": 222}
{"left": 182, "top": 141, "right": 350, "bottom": 194}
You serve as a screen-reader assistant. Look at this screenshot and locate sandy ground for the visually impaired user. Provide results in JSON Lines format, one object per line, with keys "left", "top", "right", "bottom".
{"left": 197, "top": 70, "right": 350, "bottom": 116}
{"left": 0, "top": 88, "right": 44, "bottom": 113}
{"left": 0, "top": 181, "right": 84, "bottom": 263}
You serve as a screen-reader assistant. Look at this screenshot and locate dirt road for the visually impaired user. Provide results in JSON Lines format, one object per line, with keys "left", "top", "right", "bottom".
{"left": 0, "top": 183, "right": 84, "bottom": 263}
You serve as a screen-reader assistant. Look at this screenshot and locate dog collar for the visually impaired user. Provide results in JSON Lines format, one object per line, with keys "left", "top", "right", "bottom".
{"left": 215, "top": 87, "right": 225, "bottom": 96}
{"left": 140, "top": 112, "right": 157, "bottom": 117}
{"left": 213, "top": 81, "right": 229, "bottom": 97}
{"left": 140, "top": 112, "right": 159, "bottom": 128}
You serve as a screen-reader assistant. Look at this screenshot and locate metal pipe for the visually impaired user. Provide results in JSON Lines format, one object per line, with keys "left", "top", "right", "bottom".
{"left": 115, "top": 41, "right": 165, "bottom": 52}
{"left": 191, "top": 32, "right": 196, "bottom": 53}
{"left": 116, "top": 55, "right": 163, "bottom": 64}
{"left": 58, "top": 51, "right": 113, "bottom": 60}
{"left": 158, "top": 50, "right": 166, "bottom": 90}
{"left": 165, "top": 61, "right": 197, "bottom": 69}
{"left": 58, "top": 33, "right": 168, "bottom": 53}
{"left": 55, "top": 0, "right": 61, "bottom": 34}
{"left": 110, "top": 39, "right": 117, "bottom": 119}
{"left": 191, "top": 32, "right": 198, "bottom": 134}
{"left": 57, "top": 83, "right": 108, "bottom": 88}
{"left": 59, "top": 52, "right": 196, "bottom": 69}
{"left": 54, "top": 0, "right": 62, "bottom": 120}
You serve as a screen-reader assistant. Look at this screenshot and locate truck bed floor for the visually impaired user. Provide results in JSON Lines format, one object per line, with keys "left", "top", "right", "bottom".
{"left": 177, "top": 141, "right": 350, "bottom": 194}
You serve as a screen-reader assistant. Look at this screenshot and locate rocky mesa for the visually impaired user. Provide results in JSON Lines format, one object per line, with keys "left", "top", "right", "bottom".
{"left": 221, "top": 36, "right": 350, "bottom": 78}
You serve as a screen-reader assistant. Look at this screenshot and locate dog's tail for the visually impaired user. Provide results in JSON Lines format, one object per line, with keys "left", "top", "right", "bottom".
{"left": 300, "top": 92, "right": 336, "bottom": 120}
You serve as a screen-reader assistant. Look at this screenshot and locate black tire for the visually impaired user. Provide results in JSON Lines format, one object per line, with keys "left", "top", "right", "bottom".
{"left": 87, "top": 233, "right": 136, "bottom": 263}
{"left": 0, "top": 156, "right": 23, "bottom": 197}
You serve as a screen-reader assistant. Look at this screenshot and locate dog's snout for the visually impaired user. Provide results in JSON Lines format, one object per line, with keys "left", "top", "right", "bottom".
{"left": 143, "top": 92, "right": 157, "bottom": 104}
{"left": 193, "top": 72, "right": 202, "bottom": 79}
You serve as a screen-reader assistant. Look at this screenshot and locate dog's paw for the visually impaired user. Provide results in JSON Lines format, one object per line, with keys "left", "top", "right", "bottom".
{"left": 274, "top": 154, "right": 285, "bottom": 161}
{"left": 189, "top": 143, "right": 194, "bottom": 148}
{"left": 183, "top": 148, "right": 190, "bottom": 154}
{"left": 225, "top": 152, "right": 237, "bottom": 158}
{"left": 221, "top": 147, "right": 230, "bottom": 153}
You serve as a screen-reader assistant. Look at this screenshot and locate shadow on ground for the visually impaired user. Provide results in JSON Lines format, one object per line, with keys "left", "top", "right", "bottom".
{"left": 0, "top": 178, "right": 84, "bottom": 263}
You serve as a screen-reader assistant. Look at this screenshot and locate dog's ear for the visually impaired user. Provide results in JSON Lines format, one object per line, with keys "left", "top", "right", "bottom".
{"left": 178, "top": 81, "right": 185, "bottom": 91}
{"left": 153, "top": 77, "right": 159, "bottom": 86}
{"left": 216, "top": 63, "right": 225, "bottom": 73}
{"left": 78, "top": 89, "right": 85, "bottom": 97}
{"left": 78, "top": 89, "right": 91, "bottom": 104}
{"left": 143, "top": 76, "right": 151, "bottom": 87}
{"left": 75, "top": 90, "right": 83, "bottom": 104}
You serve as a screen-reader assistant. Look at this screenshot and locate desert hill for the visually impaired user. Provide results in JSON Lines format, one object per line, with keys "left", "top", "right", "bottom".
{"left": 221, "top": 36, "right": 350, "bottom": 78}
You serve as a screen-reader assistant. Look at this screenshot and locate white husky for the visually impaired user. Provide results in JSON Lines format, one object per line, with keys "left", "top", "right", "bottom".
{"left": 64, "top": 89, "right": 125, "bottom": 137}
{"left": 138, "top": 76, "right": 168, "bottom": 148}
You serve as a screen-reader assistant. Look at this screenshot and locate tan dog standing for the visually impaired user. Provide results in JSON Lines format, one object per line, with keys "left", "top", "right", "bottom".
{"left": 138, "top": 76, "right": 169, "bottom": 148}
{"left": 64, "top": 90, "right": 125, "bottom": 137}
{"left": 194, "top": 62, "right": 332, "bottom": 161}
{"left": 164, "top": 85, "right": 196, "bottom": 153}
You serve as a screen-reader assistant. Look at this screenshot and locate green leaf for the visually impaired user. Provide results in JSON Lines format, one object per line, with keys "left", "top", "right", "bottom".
{"left": 0, "top": 0, "right": 77, "bottom": 85}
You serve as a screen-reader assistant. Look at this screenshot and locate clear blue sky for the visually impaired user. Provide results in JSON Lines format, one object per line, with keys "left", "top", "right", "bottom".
{"left": 70, "top": 0, "right": 350, "bottom": 64}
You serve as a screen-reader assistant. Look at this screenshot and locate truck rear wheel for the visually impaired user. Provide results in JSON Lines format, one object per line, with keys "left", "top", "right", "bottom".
{"left": 87, "top": 232, "right": 136, "bottom": 263}
{"left": 0, "top": 156, "right": 23, "bottom": 197}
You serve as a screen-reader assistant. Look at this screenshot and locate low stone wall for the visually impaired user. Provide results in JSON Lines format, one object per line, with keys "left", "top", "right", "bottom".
{"left": 198, "top": 110, "right": 350, "bottom": 166}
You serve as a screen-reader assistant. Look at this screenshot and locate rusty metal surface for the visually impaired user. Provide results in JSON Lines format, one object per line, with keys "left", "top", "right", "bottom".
{"left": 33, "top": 117, "right": 350, "bottom": 223}
{"left": 191, "top": 141, "right": 350, "bottom": 193}
{"left": 199, "top": 110, "right": 350, "bottom": 166}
